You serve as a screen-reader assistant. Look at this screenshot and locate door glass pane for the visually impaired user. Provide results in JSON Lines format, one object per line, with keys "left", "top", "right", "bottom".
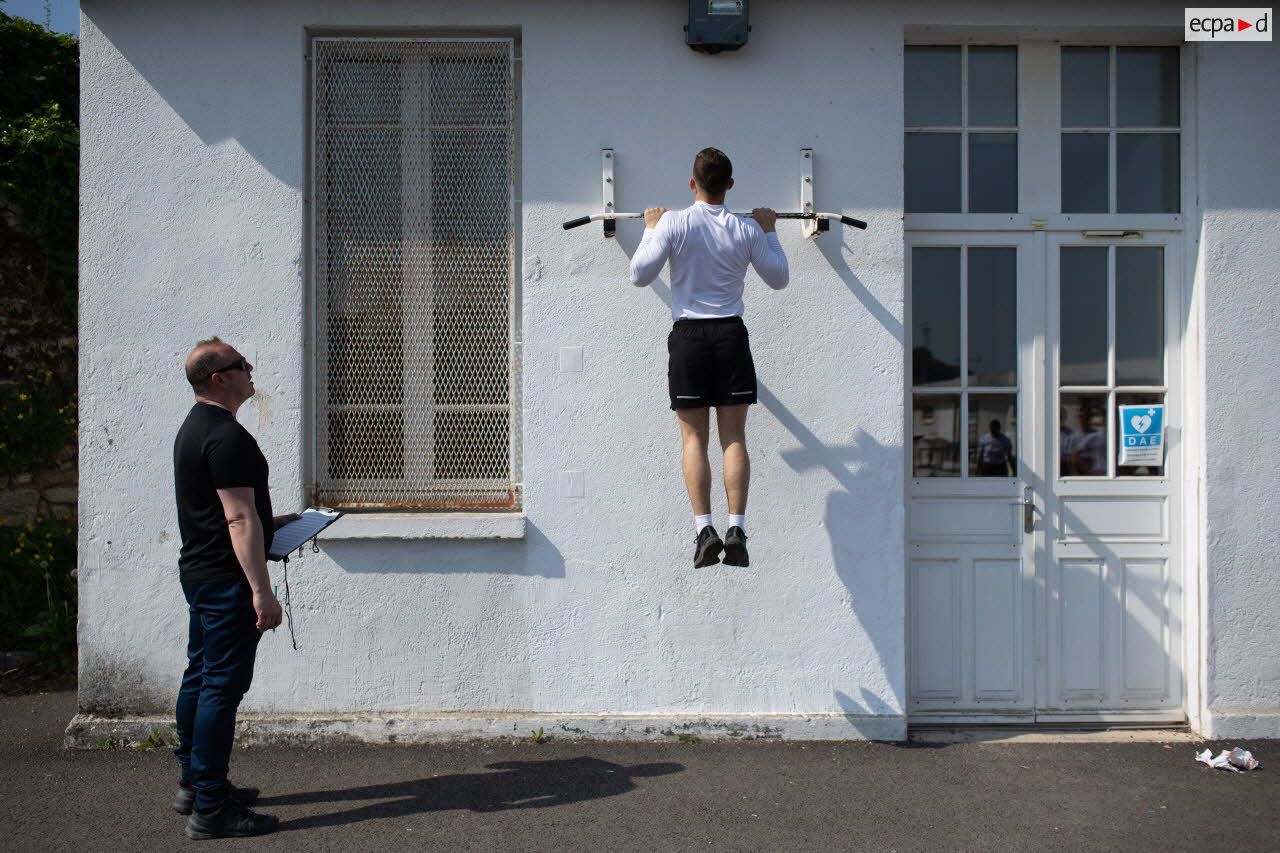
{"left": 913, "top": 395, "right": 960, "bottom": 477}
{"left": 1116, "top": 392, "right": 1166, "bottom": 477}
{"left": 1061, "top": 47, "right": 1109, "bottom": 127}
{"left": 970, "top": 395, "right": 1017, "bottom": 477}
{"left": 968, "top": 46, "right": 1017, "bottom": 127}
{"left": 1117, "top": 47, "right": 1179, "bottom": 127}
{"left": 969, "top": 133, "right": 1017, "bottom": 213}
{"left": 1061, "top": 133, "right": 1109, "bottom": 213}
{"left": 1059, "top": 247, "right": 1108, "bottom": 386}
{"left": 905, "top": 132, "right": 962, "bottom": 212}
{"left": 912, "top": 247, "right": 961, "bottom": 385}
{"left": 1115, "top": 247, "right": 1164, "bottom": 385}
{"left": 905, "top": 46, "right": 961, "bottom": 126}
{"left": 1117, "top": 134, "right": 1180, "bottom": 213}
{"left": 1060, "top": 393, "right": 1108, "bottom": 477}
{"left": 968, "top": 247, "right": 1017, "bottom": 386}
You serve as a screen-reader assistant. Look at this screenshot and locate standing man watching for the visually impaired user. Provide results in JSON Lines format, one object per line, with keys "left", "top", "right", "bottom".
{"left": 172, "top": 337, "right": 291, "bottom": 839}
{"left": 629, "top": 148, "right": 789, "bottom": 567}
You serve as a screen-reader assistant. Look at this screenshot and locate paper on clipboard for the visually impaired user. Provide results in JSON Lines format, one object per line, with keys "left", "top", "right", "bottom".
{"left": 268, "top": 508, "right": 343, "bottom": 560}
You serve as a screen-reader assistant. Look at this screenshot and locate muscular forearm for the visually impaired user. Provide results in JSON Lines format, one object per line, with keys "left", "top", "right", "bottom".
{"left": 227, "top": 516, "right": 271, "bottom": 595}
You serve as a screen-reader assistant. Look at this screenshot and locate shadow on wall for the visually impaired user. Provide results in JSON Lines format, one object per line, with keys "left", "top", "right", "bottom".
{"left": 262, "top": 756, "right": 684, "bottom": 831}
{"left": 319, "top": 520, "right": 566, "bottom": 577}
{"left": 88, "top": 4, "right": 306, "bottom": 188}
{"left": 818, "top": 235, "right": 903, "bottom": 344}
{"left": 765, "top": 388, "right": 905, "bottom": 720}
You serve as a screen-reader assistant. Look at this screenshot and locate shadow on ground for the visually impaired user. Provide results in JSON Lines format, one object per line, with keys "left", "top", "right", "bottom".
{"left": 262, "top": 756, "right": 683, "bottom": 831}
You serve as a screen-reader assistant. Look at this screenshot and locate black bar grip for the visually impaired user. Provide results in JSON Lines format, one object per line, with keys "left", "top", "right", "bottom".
{"left": 562, "top": 216, "right": 592, "bottom": 230}
{"left": 840, "top": 215, "right": 868, "bottom": 230}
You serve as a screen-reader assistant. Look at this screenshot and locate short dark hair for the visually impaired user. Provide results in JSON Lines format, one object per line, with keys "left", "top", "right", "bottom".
{"left": 693, "top": 148, "right": 732, "bottom": 197}
{"left": 989, "top": 419, "right": 1002, "bottom": 432}
{"left": 186, "top": 336, "right": 227, "bottom": 390}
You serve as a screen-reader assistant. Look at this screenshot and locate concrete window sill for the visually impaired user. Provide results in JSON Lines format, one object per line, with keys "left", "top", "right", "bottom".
{"left": 319, "top": 513, "right": 526, "bottom": 541}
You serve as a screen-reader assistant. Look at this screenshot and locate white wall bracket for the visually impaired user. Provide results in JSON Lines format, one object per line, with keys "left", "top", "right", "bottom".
{"left": 800, "top": 148, "right": 826, "bottom": 238}
{"left": 602, "top": 148, "right": 616, "bottom": 238}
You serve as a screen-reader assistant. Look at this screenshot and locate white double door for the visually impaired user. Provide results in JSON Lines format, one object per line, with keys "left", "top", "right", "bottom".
{"left": 907, "top": 230, "right": 1184, "bottom": 723}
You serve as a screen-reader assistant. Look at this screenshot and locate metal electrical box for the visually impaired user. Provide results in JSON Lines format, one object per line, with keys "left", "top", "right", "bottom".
{"left": 686, "top": 0, "right": 750, "bottom": 54}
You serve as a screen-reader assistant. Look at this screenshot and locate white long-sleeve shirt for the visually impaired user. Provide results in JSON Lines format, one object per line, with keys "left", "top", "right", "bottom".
{"left": 628, "top": 201, "right": 790, "bottom": 320}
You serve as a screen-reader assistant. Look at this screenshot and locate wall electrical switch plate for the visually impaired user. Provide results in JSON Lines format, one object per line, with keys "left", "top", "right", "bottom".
{"left": 559, "top": 346, "right": 584, "bottom": 372}
{"left": 561, "top": 470, "right": 585, "bottom": 498}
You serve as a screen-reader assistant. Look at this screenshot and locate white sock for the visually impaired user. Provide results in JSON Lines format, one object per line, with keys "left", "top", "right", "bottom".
{"left": 695, "top": 514, "right": 714, "bottom": 534}
{"left": 728, "top": 514, "right": 746, "bottom": 534}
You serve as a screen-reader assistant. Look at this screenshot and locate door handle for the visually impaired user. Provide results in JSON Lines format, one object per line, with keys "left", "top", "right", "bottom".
{"left": 1010, "top": 487, "right": 1034, "bottom": 534}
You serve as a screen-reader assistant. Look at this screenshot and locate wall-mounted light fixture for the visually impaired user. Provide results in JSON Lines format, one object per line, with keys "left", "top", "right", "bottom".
{"left": 685, "top": 0, "right": 749, "bottom": 54}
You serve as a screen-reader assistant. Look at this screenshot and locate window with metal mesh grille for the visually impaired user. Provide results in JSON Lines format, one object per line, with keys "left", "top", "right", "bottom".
{"left": 312, "top": 37, "right": 520, "bottom": 510}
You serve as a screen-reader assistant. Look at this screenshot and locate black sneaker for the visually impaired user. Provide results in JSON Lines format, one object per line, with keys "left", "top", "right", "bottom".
{"left": 693, "top": 525, "right": 723, "bottom": 568}
{"left": 184, "top": 799, "right": 279, "bottom": 840}
{"left": 722, "top": 526, "right": 749, "bottom": 567}
{"left": 172, "top": 781, "right": 260, "bottom": 816}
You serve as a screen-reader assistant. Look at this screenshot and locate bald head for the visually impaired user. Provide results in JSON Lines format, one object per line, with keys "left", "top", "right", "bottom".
{"left": 185, "top": 337, "right": 232, "bottom": 391}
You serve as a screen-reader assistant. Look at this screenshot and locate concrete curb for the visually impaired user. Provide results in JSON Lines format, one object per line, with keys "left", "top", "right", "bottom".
{"left": 64, "top": 712, "right": 908, "bottom": 749}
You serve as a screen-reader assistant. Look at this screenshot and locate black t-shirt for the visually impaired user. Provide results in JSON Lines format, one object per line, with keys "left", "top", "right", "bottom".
{"left": 173, "top": 402, "right": 274, "bottom": 585}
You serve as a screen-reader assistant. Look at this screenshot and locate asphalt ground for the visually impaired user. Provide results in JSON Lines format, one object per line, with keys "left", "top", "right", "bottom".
{"left": 3, "top": 689, "right": 1278, "bottom": 852}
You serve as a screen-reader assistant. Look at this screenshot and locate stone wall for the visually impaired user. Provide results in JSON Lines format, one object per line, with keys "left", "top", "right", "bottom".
{"left": 0, "top": 445, "right": 77, "bottom": 524}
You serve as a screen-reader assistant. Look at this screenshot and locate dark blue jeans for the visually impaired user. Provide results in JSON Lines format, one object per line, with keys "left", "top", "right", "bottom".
{"left": 174, "top": 577, "right": 262, "bottom": 813}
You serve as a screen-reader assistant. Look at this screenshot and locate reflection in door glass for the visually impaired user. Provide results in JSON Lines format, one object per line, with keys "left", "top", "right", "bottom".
{"left": 913, "top": 395, "right": 960, "bottom": 477}
{"left": 912, "top": 247, "right": 961, "bottom": 385}
{"left": 1116, "top": 392, "right": 1166, "bottom": 477}
{"left": 1059, "top": 247, "right": 1108, "bottom": 385}
{"left": 968, "top": 248, "right": 1017, "bottom": 386}
{"left": 1115, "top": 247, "right": 1164, "bottom": 385}
{"left": 969, "top": 395, "right": 1017, "bottom": 477}
{"left": 1060, "top": 394, "right": 1108, "bottom": 476}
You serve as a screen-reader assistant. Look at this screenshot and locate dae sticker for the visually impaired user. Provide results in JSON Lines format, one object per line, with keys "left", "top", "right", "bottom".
{"left": 1118, "top": 404, "right": 1165, "bottom": 467}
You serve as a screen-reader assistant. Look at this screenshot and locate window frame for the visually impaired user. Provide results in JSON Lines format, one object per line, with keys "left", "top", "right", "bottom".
{"left": 904, "top": 43, "right": 1021, "bottom": 215}
{"left": 304, "top": 30, "right": 524, "bottom": 522}
{"left": 904, "top": 38, "right": 1190, "bottom": 233}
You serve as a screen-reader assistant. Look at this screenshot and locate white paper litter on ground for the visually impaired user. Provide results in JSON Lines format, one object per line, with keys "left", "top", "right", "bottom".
{"left": 1196, "top": 747, "right": 1260, "bottom": 772}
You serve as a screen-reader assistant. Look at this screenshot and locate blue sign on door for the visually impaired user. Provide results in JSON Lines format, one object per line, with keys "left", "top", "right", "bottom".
{"left": 1118, "top": 404, "right": 1165, "bottom": 467}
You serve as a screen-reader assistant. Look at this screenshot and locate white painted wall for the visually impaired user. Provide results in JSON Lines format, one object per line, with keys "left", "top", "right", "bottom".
{"left": 76, "top": 0, "right": 1277, "bottom": 739}
{"left": 1195, "top": 41, "right": 1280, "bottom": 739}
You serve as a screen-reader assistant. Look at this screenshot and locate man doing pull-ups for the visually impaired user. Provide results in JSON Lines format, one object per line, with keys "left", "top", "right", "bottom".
{"left": 629, "top": 148, "right": 790, "bottom": 568}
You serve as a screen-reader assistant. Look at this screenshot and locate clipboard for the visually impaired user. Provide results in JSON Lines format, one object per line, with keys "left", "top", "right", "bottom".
{"left": 268, "top": 508, "right": 343, "bottom": 561}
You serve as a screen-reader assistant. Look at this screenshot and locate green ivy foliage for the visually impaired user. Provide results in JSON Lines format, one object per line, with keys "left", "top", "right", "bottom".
{"left": 0, "top": 366, "right": 76, "bottom": 477}
{"left": 0, "top": 9, "right": 78, "bottom": 318}
{"left": 0, "top": 517, "right": 77, "bottom": 670}
{"left": 1, "top": 9, "right": 79, "bottom": 672}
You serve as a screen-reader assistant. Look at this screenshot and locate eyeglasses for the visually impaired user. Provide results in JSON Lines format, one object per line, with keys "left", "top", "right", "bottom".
{"left": 209, "top": 357, "right": 250, "bottom": 376}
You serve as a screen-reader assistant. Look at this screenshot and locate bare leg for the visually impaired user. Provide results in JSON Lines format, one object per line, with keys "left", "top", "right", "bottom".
{"left": 716, "top": 404, "right": 749, "bottom": 515}
{"left": 676, "top": 408, "right": 712, "bottom": 516}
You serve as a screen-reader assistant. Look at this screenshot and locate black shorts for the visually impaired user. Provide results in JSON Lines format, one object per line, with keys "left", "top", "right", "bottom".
{"left": 667, "top": 316, "right": 758, "bottom": 410}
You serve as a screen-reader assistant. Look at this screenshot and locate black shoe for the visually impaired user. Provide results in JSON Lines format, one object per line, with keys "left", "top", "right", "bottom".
{"left": 722, "top": 526, "right": 750, "bottom": 567}
{"left": 172, "top": 780, "right": 260, "bottom": 816}
{"left": 693, "top": 525, "right": 723, "bottom": 568}
{"left": 184, "top": 799, "right": 279, "bottom": 840}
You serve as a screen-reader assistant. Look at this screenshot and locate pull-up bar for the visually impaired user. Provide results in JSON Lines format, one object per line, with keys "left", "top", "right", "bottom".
{"left": 562, "top": 211, "right": 868, "bottom": 230}
{"left": 562, "top": 148, "right": 869, "bottom": 237}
